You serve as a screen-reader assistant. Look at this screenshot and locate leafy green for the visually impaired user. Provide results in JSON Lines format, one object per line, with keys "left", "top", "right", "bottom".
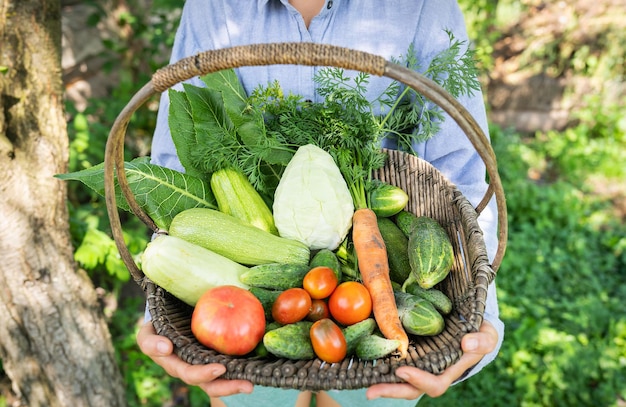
{"left": 56, "top": 157, "right": 217, "bottom": 229}
{"left": 168, "top": 32, "right": 480, "bottom": 204}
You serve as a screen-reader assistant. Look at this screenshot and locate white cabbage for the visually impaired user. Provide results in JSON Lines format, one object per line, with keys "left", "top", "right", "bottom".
{"left": 273, "top": 144, "right": 354, "bottom": 250}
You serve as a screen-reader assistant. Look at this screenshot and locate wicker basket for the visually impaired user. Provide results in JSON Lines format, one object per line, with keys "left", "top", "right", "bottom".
{"left": 104, "top": 43, "right": 507, "bottom": 391}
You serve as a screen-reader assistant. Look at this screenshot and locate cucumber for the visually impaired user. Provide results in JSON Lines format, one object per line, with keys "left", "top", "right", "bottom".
{"left": 342, "top": 318, "right": 377, "bottom": 355}
{"left": 404, "top": 282, "right": 453, "bottom": 315}
{"left": 140, "top": 235, "right": 249, "bottom": 306}
{"left": 249, "top": 287, "right": 283, "bottom": 321}
{"left": 369, "top": 183, "right": 409, "bottom": 218}
{"left": 394, "top": 291, "right": 444, "bottom": 336}
{"left": 355, "top": 334, "right": 400, "bottom": 360}
{"left": 309, "top": 249, "right": 342, "bottom": 280}
{"left": 394, "top": 210, "right": 418, "bottom": 237}
{"left": 263, "top": 321, "right": 314, "bottom": 360}
{"left": 406, "top": 216, "right": 454, "bottom": 289}
{"left": 377, "top": 217, "right": 411, "bottom": 284}
{"left": 169, "top": 207, "right": 310, "bottom": 266}
{"left": 210, "top": 167, "right": 278, "bottom": 235}
{"left": 240, "top": 263, "right": 309, "bottom": 290}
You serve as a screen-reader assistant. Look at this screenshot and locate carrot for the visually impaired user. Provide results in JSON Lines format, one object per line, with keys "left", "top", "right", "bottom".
{"left": 352, "top": 208, "right": 409, "bottom": 359}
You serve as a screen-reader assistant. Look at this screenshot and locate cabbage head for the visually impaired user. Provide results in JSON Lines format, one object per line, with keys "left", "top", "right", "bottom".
{"left": 273, "top": 144, "right": 354, "bottom": 250}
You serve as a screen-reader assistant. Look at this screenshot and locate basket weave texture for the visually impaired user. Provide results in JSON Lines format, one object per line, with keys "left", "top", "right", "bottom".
{"left": 104, "top": 42, "right": 506, "bottom": 392}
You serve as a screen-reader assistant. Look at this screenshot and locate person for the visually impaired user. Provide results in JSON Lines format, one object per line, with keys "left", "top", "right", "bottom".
{"left": 138, "top": 0, "right": 504, "bottom": 406}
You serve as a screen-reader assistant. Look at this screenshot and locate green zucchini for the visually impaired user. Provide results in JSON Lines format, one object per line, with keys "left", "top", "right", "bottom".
{"left": 168, "top": 207, "right": 310, "bottom": 266}
{"left": 369, "top": 183, "right": 409, "bottom": 218}
{"left": 355, "top": 334, "right": 400, "bottom": 360}
{"left": 210, "top": 168, "right": 278, "bottom": 235}
{"left": 404, "top": 282, "right": 453, "bottom": 315}
{"left": 309, "top": 249, "right": 342, "bottom": 280}
{"left": 240, "top": 263, "right": 310, "bottom": 290}
{"left": 377, "top": 217, "right": 411, "bottom": 284}
{"left": 343, "top": 318, "right": 377, "bottom": 355}
{"left": 394, "top": 291, "right": 444, "bottom": 336}
{"left": 263, "top": 321, "right": 315, "bottom": 360}
{"left": 140, "top": 235, "right": 249, "bottom": 306}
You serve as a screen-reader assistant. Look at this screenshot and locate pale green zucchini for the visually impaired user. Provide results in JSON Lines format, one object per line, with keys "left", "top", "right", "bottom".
{"left": 168, "top": 207, "right": 310, "bottom": 266}
{"left": 140, "top": 235, "right": 249, "bottom": 306}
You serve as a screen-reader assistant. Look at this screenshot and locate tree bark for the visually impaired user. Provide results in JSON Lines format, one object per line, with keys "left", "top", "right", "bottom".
{"left": 0, "top": 1, "right": 127, "bottom": 406}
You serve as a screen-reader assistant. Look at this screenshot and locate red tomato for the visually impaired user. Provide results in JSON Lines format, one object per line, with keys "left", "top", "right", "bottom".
{"left": 191, "top": 285, "right": 265, "bottom": 356}
{"left": 310, "top": 318, "right": 347, "bottom": 363}
{"left": 328, "top": 281, "right": 372, "bottom": 326}
{"left": 272, "top": 288, "right": 312, "bottom": 325}
{"left": 303, "top": 266, "right": 339, "bottom": 299}
{"left": 307, "top": 299, "right": 330, "bottom": 322}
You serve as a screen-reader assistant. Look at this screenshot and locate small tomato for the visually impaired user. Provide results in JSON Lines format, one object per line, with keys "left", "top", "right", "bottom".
{"left": 303, "top": 266, "right": 338, "bottom": 299}
{"left": 191, "top": 285, "right": 265, "bottom": 356}
{"left": 328, "top": 281, "right": 372, "bottom": 326}
{"left": 310, "top": 318, "right": 347, "bottom": 363}
{"left": 272, "top": 287, "right": 312, "bottom": 325}
{"left": 307, "top": 299, "right": 330, "bottom": 322}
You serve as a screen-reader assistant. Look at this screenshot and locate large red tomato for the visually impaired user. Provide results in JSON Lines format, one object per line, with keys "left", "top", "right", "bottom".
{"left": 191, "top": 285, "right": 265, "bottom": 356}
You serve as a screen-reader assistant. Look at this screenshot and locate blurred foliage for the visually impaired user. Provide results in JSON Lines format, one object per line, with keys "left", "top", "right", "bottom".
{"left": 17, "top": 0, "right": 622, "bottom": 406}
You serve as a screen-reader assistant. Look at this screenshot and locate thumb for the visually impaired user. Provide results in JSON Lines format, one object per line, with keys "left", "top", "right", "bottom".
{"left": 137, "top": 321, "right": 173, "bottom": 357}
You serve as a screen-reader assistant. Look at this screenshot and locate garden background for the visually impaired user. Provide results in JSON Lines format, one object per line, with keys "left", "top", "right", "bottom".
{"left": 4, "top": 0, "right": 624, "bottom": 406}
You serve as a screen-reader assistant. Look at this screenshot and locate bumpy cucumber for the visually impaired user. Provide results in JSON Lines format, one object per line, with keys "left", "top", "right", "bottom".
{"left": 404, "top": 282, "right": 453, "bottom": 315}
{"left": 309, "top": 249, "right": 342, "bottom": 280}
{"left": 394, "top": 291, "right": 444, "bottom": 336}
{"left": 263, "top": 321, "right": 314, "bottom": 360}
{"left": 377, "top": 217, "right": 411, "bottom": 284}
{"left": 240, "top": 263, "right": 309, "bottom": 290}
{"left": 394, "top": 210, "right": 419, "bottom": 237}
{"left": 249, "top": 287, "right": 283, "bottom": 321}
{"left": 369, "top": 183, "right": 409, "bottom": 218}
{"left": 355, "top": 334, "right": 401, "bottom": 360}
{"left": 342, "top": 318, "right": 377, "bottom": 355}
{"left": 406, "top": 216, "right": 454, "bottom": 289}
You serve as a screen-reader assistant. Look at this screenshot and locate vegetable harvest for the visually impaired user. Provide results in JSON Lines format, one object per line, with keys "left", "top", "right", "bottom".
{"left": 61, "top": 35, "right": 481, "bottom": 365}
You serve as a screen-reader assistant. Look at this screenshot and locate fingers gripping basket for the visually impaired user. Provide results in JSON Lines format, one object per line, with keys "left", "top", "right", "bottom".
{"left": 104, "top": 43, "right": 507, "bottom": 391}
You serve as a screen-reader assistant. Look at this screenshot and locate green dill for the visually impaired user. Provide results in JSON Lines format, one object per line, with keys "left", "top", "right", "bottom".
{"left": 168, "top": 31, "right": 481, "bottom": 203}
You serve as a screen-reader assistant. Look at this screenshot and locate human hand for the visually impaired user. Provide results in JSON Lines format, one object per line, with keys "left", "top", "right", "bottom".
{"left": 136, "top": 321, "right": 254, "bottom": 397}
{"left": 365, "top": 320, "right": 498, "bottom": 400}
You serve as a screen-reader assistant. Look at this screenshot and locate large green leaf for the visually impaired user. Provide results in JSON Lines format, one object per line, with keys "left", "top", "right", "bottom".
{"left": 56, "top": 157, "right": 217, "bottom": 230}
{"left": 168, "top": 88, "right": 205, "bottom": 179}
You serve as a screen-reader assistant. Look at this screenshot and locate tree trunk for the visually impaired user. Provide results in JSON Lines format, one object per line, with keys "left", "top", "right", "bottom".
{"left": 0, "top": 1, "right": 127, "bottom": 406}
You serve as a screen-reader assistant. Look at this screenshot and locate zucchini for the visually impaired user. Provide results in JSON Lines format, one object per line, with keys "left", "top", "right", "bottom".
{"left": 394, "top": 291, "right": 444, "bottom": 336}
{"left": 377, "top": 217, "right": 411, "bottom": 284}
{"left": 404, "top": 282, "right": 453, "bottom": 315}
{"left": 369, "top": 183, "right": 409, "bottom": 218}
{"left": 343, "top": 318, "right": 376, "bottom": 355}
{"left": 309, "top": 249, "right": 342, "bottom": 280}
{"left": 140, "top": 235, "right": 249, "bottom": 306}
{"left": 356, "top": 334, "right": 400, "bottom": 360}
{"left": 263, "top": 321, "right": 315, "bottom": 360}
{"left": 169, "top": 207, "right": 310, "bottom": 266}
{"left": 240, "top": 263, "right": 309, "bottom": 290}
{"left": 210, "top": 168, "right": 278, "bottom": 235}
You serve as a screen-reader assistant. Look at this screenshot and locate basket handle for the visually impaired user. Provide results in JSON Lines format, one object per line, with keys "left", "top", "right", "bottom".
{"left": 104, "top": 42, "right": 507, "bottom": 283}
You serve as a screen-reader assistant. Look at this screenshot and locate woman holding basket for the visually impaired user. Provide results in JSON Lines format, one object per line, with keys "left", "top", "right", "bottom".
{"left": 138, "top": 0, "right": 504, "bottom": 405}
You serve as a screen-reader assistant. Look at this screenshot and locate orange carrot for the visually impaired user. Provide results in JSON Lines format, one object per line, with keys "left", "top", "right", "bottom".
{"left": 352, "top": 208, "right": 409, "bottom": 358}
